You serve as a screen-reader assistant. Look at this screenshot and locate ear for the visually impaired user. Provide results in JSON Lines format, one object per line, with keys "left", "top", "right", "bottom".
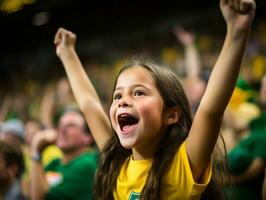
{"left": 164, "top": 106, "right": 180, "bottom": 125}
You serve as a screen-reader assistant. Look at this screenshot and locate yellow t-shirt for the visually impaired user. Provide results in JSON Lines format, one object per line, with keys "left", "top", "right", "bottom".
{"left": 113, "top": 142, "right": 212, "bottom": 200}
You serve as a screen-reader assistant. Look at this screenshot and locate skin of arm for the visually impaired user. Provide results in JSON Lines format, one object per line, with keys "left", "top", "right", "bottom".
{"left": 174, "top": 26, "right": 206, "bottom": 112}
{"left": 186, "top": 0, "right": 256, "bottom": 181}
{"left": 0, "top": 95, "right": 12, "bottom": 121}
{"left": 54, "top": 29, "right": 112, "bottom": 150}
{"left": 30, "top": 161, "right": 49, "bottom": 200}
{"left": 29, "top": 129, "right": 56, "bottom": 200}
{"left": 39, "top": 85, "right": 55, "bottom": 129}
{"left": 174, "top": 26, "right": 201, "bottom": 79}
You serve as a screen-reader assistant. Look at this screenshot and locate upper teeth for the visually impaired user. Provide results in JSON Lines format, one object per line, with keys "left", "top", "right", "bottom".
{"left": 120, "top": 114, "right": 129, "bottom": 118}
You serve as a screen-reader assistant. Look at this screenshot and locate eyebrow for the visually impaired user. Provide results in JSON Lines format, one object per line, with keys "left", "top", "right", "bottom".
{"left": 114, "top": 84, "right": 148, "bottom": 91}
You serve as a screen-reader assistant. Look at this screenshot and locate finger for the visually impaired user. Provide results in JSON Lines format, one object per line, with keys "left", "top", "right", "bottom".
{"left": 69, "top": 31, "right": 76, "bottom": 39}
{"left": 234, "top": 0, "right": 241, "bottom": 12}
{"left": 54, "top": 34, "right": 59, "bottom": 45}
{"left": 220, "top": 0, "right": 229, "bottom": 6}
{"left": 228, "top": 0, "right": 235, "bottom": 9}
{"left": 54, "top": 28, "right": 63, "bottom": 45}
{"left": 54, "top": 27, "right": 68, "bottom": 44}
{"left": 240, "top": 0, "right": 256, "bottom": 14}
{"left": 67, "top": 31, "right": 77, "bottom": 42}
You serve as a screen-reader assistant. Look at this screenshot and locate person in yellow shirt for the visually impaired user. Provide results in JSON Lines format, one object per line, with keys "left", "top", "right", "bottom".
{"left": 54, "top": 0, "right": 256, "bottom": 199}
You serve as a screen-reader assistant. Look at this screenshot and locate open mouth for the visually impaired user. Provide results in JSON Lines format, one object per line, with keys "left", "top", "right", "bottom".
{"left": 118, "top": 113, "right": 139, "bottom": 133}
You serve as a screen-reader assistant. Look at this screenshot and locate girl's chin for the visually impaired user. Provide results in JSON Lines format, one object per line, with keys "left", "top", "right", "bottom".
{"left": 121, "top": 144, "right": 132, "bottom": 149}
{"left": 119, "top": 139, "right": 135, "bottom": 149}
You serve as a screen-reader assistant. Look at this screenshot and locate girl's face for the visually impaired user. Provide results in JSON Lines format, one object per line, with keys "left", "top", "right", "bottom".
{"left": 110, "top": 66, "right": 166, "bottom": 159}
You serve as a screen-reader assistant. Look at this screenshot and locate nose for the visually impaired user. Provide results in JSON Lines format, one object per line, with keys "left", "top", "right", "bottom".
{"left": 118, "top": 96, "right": 132, "bottom": 108}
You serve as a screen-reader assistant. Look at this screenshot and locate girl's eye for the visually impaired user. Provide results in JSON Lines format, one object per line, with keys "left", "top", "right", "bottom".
{"left": 113, "top": 93, "right": 122, "bottom": 100}
{"left": 134, "top": 90, "right": 145, "bottom": 96}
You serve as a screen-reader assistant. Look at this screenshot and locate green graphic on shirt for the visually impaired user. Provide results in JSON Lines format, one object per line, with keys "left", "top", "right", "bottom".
{"left": 129, "top": 191, "right": 141, "bottom": 200}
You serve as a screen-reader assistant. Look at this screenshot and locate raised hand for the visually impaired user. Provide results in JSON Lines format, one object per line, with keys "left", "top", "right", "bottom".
{"left": 54, "top": 28, "right": 77, "bottom": 57}
{"left": 31, "top": 129, "right": 57, "bottom": 153}
{"left": 220, "top": 0, "right": 256, "bottom": 30}
{"left": 173, "top": 26, "right": 195, "bottom": 46}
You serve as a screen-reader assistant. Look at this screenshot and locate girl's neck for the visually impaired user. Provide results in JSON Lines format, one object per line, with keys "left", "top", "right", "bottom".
{"left": 132, "top": 130, "right": 165, "bottom": 160}
{"left": 132, "top": 145, "right": 157, "bottom": 160}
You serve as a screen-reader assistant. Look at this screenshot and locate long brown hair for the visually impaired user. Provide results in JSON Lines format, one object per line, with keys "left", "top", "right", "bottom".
{"left": 93, "top": 60, "right": 228, "bottom": 199}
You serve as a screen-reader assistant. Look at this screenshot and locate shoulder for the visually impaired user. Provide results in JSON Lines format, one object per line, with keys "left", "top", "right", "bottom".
{"left": 79, "top": 149, "right": 99, "bottom": 163}
{"left": 166, "top": 141, "right": 212, "bottom": 186}
{"left": 71, "top": 150, "right": 99, "bottom": 170}
{"left": 45, "top": 158, "right": 61, "bottom": 171}
{"left": 169, "top": 142, "right": 190, "bottom": 173}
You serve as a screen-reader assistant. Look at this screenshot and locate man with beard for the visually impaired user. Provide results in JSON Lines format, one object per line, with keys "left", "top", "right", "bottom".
{"left": 30, "top": 110, "right": 98, "bottom": 200}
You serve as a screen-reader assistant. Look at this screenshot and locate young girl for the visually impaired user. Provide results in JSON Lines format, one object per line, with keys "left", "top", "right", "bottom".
{"left": 54, "top": 0, "right": 256, "bottom": 199}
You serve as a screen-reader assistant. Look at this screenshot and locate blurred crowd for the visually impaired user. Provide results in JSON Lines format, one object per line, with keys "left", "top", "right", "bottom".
{"left": 0, "top": 16, "right": 266, "bottom": 200}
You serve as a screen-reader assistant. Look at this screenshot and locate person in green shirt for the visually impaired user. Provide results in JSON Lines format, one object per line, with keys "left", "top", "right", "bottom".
{"left": 29, "top": 110, "right": 98, "bottom": 200}
{"left": 224, "top": 74, "right": 266, "bottom": 200}
{"left": 226, "top": 132, "right": 266, "bottom": 200}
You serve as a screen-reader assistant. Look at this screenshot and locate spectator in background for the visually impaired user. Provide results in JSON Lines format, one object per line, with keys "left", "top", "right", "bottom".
{"left": 29, "top": 110, "right": 98, "bottom": 200}
{"left": 173, "top": 26, "right": 207, "bottom": 114}
{"left": 223, "top": 74, "right": 266, "bottom": 200}
{"left": 0, "top": 119, "right": 24, "bottom": 146}
{"left": 39, "top": 78, "right": 77, "bottom": 129}
{"left": 225, "top": 132, "right": 266, "bottom": 200}
{"left": 0, "top": 140, "right": 25, "bottom": 200}
{"left": 0, "top": 95, "right": 12, "bottom": 122}
{"left": 21, "top": 119, "right": 63, "bottom": 199}
{"left": 24, "top": 119, "right": 63, "bottom": 166}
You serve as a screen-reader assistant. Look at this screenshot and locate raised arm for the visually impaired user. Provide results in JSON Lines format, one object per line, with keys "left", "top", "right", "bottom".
{"left": 174, "top": 26, "right": 201, "bottom": 79}
{"left": 39, "top": 85, "right": 55, "bottom": 129}
{"left": 54, "top": 28, "right": 111, "bottom": 150}
{"left": 0, "top": 94, "right": 12, "bottom": 121}
{"left": 186, "top": 0, "right": 256, "bottom": 180}
{"left": 174, "top": 26, "right": 206, "bottom": 113}
{"left": 30, "top": 129, "right": 57, "bottom": 200}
